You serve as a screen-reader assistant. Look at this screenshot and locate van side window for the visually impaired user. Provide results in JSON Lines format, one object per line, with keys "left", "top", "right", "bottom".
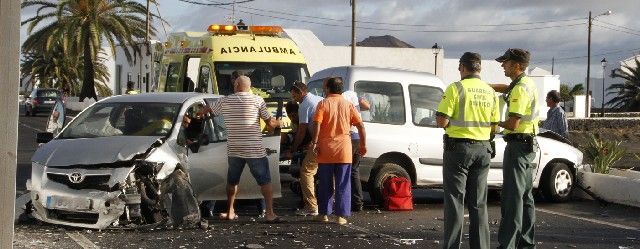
{"left": 355, "top": 81, "right": 405, "bottom": 125}
{"left": 409, "top": 85, "right": 443, "bottom": 127}
{"left": 165, "top": 63, "right": 181, "bottom": 92}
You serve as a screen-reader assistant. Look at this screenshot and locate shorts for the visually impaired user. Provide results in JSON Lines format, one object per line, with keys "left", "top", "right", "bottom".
{"left": 227, "top": 156, "right": 271, "bottom": 186}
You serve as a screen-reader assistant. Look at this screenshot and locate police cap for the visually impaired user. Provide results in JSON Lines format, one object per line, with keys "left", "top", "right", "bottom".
{"left": 459, "top": 52, "right": 481, "bottom": 64}
{"left": 495, "top": 48, "right": 530, "bottom": 64}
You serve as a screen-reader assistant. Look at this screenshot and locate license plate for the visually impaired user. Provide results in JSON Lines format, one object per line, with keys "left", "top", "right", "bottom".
{"left": 44, "top": 100, "right": 55, "bottom": 104}
{"left": 46, "top": 196, "right": 91, "bottom": 210}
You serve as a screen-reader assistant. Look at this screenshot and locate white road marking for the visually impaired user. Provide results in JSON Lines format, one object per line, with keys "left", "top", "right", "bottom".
{"left": 66, "top": 232, "right": 100, "bottom": 249}
{"left": 536, "top": 207, "right": 640, "bottom": 231}
{"left": 19, "top": 122, "right": 43, "bottom": 133}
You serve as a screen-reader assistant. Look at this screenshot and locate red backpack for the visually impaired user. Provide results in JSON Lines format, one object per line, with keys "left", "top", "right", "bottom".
{"left": 383, "top": 176, "right": 413, "bottom": 211}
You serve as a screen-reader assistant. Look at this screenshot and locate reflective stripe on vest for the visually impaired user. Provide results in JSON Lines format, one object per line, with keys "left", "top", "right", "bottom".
{"left": 517, "top": 81, "right": 539, "bottom": 121}
{"left": 447, "top": 81, "right": 494, "bottom": 127}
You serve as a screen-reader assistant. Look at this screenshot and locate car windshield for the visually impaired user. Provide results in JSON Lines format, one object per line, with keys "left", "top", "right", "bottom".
{"left": 60, "top": 102, "right": 181, "bottom": 139}
{"left": 36, "top": 90, "right": 61, "bottom": 98}
{"left": 214, "top": 62, "right": 307, "bottom": 96}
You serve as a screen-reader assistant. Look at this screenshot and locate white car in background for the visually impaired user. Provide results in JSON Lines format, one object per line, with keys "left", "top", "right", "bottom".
{"left": 27, "top": 93, "right": 283, "bottom": 229}
{"left": 308, "top": 66, "right": 583, "bottom": 204}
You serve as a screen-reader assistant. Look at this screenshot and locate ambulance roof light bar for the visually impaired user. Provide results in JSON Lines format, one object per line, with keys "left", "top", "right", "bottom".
{"left": 206, "top": 24, "right": 283, "bottom": 37}
{"left": 207, "top": 24, "right": 237, "bottom": 35}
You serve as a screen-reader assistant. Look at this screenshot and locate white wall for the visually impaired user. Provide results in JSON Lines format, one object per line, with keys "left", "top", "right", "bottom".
{"left": 442, "top": 58, "right": 510, "bottom": 85}
{"left": 285, "top": 29, "right": 443, "bottom": 78}
{"left": 531, "top": 75, "right": 560, "bottom": 120}
{"left": 107, "top": 41, "right": 159, "bottom": 95}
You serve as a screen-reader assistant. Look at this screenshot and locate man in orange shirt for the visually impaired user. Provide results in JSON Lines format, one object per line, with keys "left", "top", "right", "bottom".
{"left": 311, "top": 77, "right": 367, "bottom": 225}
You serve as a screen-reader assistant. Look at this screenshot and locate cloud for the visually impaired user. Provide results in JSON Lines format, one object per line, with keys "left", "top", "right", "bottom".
{"left": 21, "top": 0, "right": 638, "bottom": 85}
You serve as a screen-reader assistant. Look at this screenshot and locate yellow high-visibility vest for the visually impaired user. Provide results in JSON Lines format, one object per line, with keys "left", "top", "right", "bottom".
{"left": 437, "top": 77, "right": 500, "bottom": 140}
{"left": 504, "top": 75, "right": 539, "bottom": 135}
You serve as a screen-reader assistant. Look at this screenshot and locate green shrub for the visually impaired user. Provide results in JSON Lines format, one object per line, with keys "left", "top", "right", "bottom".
{"left": 582, "top": 134, "right": 626, "bottom": 174}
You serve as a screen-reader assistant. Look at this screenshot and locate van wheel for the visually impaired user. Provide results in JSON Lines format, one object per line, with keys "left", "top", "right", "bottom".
{"left": 369, "top": 162, "right": 411, "bottom": 207}
{"left": 541, "top": 162, "right": 573, "bottom": 202}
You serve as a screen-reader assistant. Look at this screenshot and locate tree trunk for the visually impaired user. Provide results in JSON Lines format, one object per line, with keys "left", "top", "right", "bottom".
{"left": 79, "top": 37, "right": 97, "bottom": 102}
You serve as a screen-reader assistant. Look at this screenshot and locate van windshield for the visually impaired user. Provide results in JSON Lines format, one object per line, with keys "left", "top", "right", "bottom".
{"left": 214, "top": 62, "right": 307, "bottom": 96}
{"left": 307, "top": 79, "right": 324, "bottom": 97}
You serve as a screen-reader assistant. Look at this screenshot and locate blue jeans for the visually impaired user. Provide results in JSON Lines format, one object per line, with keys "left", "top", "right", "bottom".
{"left": 227, "top": 156, "right": 271, "bottom": 186}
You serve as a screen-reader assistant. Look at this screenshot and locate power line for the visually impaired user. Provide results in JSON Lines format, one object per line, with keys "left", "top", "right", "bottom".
{"left": 595, "top": 20, "right": 640, "bottom": 33}
{"left": 593, "top": 24, "right": 640, "bottom": 37}
{"left": 233, "top": 2, "right": 585, "bottom": 28}
{"left": 532, "top": 47, "right": 640, "bottom": 64}
{"left": 181, "top": 2, "right": 586, "bottom": 33}
{"left": 179, "top": 0, "right": 255, "bottom": 6}
{"left": 180, "top": 0, "right": 585, "bottom": 28}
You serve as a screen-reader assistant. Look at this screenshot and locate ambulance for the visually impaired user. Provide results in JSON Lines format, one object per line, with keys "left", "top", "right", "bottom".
{"left": 157, "top": 24, "right": 310, "bottom": 99}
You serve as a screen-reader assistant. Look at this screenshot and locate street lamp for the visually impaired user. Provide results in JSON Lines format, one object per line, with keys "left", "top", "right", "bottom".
{"left": 601, "top": 57, "right": 607, "bottom": 117}
{"left": 585, "top": 10, "right": 612, "bottom": 118}
{"left": 432, "top": 43, "right": 441, "bottom": 76}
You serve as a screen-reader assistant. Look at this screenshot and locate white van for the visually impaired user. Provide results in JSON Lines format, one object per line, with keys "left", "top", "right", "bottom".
{"left": 308, "top": 66, "right": 583, "bottom": 204}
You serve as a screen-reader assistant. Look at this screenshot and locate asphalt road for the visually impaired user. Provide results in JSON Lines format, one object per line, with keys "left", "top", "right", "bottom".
{"left": 14, "top": 114, "right": 640, "bottom": 249}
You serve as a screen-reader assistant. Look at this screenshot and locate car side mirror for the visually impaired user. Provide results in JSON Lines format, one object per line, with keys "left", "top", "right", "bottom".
{"left": 189, "top": 141, "right": 201, "bottom": 153}
{"left": 36, "top": 132, "right": 54, "bottom": 143}
{"left": 200, "top": 134, "right": 210, "bottom": 146}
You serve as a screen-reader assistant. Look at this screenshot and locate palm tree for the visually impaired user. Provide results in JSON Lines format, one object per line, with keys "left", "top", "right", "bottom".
{"left": 21, "top": 43, "right": 113, "bottom": 97}
{"left": 21, "top": 0, "right": 154, "bottom": 101}
{"left": 559, "top": 83, "right": 584, "bottom": 103}
{"left": 606, "top": 58, "right": 640, "bottom": 111}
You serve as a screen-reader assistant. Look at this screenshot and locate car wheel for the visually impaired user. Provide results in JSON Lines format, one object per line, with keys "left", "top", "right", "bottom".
{"left": 541, "top": 162, "right": 573, "bottom": 202}
{"left": 369, "top": 162, "right": 411, "bottom": 207}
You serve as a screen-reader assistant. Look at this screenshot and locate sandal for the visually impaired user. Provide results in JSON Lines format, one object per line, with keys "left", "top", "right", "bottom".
{"left": 219, "top": 213, "right": 239, "bottom": 220}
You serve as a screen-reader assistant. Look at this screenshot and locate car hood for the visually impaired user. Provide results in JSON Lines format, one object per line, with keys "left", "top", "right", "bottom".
{"left": 32, "top": 136, "right": 162, "bottom": 167}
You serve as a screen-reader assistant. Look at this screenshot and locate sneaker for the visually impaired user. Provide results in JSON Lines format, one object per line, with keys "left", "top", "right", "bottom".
{"left": 315, "top": 215, "right": 329, "bottom": 222}
{"left": 295, "top": 209, "right": 319, "bottom": 216}
{"left": 337, "top": 216, "right": 348, "bottom": 225}
{"left": 352, "top": 205, "right": 363, "bottom": 212}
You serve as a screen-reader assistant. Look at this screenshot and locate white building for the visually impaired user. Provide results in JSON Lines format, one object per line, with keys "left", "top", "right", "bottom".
{"left": 104, "top": 41, "right": 161, "bottom": 95}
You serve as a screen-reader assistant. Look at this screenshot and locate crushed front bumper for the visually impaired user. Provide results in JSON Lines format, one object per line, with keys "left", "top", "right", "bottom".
{"left": 30, "top": 186, "right": 126, "bottom": 229}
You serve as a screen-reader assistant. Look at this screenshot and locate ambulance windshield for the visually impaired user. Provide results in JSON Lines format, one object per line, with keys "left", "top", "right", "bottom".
{"left": 214, "top": 62, "right": 308, "bottom": 96}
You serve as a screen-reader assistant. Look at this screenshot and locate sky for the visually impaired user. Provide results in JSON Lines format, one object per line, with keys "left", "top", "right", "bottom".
{"left": 20, "top": 0, "right": 640, "bottom": 87}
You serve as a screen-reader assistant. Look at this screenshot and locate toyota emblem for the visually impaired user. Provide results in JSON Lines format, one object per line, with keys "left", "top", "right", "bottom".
{"left": 68, "top": 172, "right": 84, "bottom": 184}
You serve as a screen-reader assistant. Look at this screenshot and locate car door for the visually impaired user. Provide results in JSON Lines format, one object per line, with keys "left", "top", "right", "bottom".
{"left": 185, "top": 98, "right": 282, "bottom": 201}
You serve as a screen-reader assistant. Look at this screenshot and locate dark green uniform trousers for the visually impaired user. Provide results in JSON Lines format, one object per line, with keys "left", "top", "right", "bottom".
{"left": 443, "top": 142, "right": 491, "bottom": 249}
{"left": 498, "top": 140, "right": 536, "bottom": 249}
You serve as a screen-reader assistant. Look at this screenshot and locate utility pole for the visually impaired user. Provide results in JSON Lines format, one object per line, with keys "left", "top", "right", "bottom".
{"left": 586, "top": 11, "right": 592, "bottom": 118}
{"left": 0, "top": 0, "right": 20, "bottom": 247}
{"left": 350, "top": 0, "right": 356, "bottom": 65}
{"left": 585, "top": 10, "right": 612, "bottom": 118}
{"left": 551, "top": 57, "right": 555, "bottom": 75}
{"left": 145, "top": 0, "right": 151, "bottom": 92}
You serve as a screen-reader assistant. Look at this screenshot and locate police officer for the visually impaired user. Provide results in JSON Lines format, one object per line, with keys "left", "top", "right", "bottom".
{"left": 492, "top": 48, "right": 539, "bottom": 249}
{"left": 436, "top": 52, "right": 500, "bottom": 249}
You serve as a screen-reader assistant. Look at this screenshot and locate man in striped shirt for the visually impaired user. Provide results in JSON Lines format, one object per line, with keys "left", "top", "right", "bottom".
{"left": 202, "top": 75, "right": 282, "bottom": 222}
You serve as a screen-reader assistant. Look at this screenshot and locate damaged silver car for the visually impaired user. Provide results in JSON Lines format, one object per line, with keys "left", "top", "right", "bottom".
{"left": 26, "top": 93, "right": 282, "bottom": 229}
